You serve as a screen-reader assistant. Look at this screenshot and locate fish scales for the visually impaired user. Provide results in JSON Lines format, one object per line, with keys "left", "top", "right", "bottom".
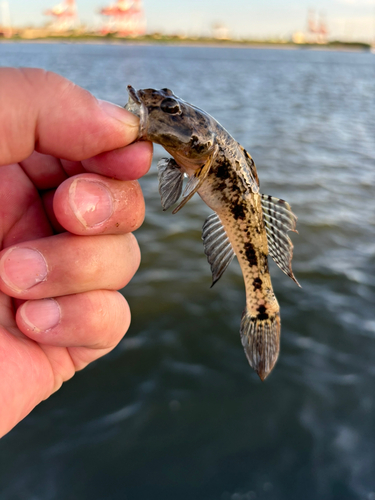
{"left": 199, "top": 146, "right": 281, "bottom": 380}
{"left": 125, "top": 86, "right": 300, "bottom": 380}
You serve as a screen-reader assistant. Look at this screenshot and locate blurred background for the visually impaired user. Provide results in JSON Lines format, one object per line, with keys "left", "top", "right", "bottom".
{"left": 0, "top": 0, "right": 375, "bottom": 47}
{"left": 1, "top": 2, "right": 375, "bottom": 500}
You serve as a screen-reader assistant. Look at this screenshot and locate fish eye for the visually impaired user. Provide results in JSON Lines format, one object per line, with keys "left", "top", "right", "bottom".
{"left": 160, "top": 98, "right": 181, "bottom": 115}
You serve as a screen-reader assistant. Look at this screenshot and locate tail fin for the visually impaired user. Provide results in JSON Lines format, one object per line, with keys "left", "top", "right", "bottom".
{"left": 240, "top": 310, "right": 280, "bottom": 381}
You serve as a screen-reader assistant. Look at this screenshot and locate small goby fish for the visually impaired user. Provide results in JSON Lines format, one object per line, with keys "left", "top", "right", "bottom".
{"left": 125, "top": 86, "right": 300, "bottom": 380}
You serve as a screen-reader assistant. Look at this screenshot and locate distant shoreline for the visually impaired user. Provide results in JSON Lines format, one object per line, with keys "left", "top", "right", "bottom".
{"left": 0, "top": 35, "right": 372, "bottom": 53}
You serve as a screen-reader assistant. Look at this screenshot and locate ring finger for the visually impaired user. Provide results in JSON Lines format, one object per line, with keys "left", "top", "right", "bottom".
{"left": 0, "top": 232, "right": 140, "bottom": 300}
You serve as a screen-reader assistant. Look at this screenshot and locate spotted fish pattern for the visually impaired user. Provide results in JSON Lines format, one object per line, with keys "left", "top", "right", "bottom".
{"left": 125, "top": 86, "right": 300, "bottom": 380}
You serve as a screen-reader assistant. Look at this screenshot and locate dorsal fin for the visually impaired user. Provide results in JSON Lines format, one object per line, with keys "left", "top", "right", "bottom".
{"left": 261, "top": 194, "right": 301, "bottom": 287}
{"left": 202, "top": 213, "right": 235, "bottom": 287}
{"left": 240, "top": 146, "right": 260, "bottom": 188}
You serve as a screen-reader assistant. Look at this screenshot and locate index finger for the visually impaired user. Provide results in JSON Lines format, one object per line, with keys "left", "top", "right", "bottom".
{"left": 0, "top": 67, "right": 140, "bottom": 166}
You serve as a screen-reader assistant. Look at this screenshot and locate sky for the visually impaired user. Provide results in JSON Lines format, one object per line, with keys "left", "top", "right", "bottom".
{"left": 2, "top": 0, "right": 375, "bottom": 42}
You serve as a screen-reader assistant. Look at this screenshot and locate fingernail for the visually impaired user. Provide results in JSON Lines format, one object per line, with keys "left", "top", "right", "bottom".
{"left": 69, "top": 179, "right": 114, "bottom": 228}
{"left": 21, "top": 299, "right": 61, "bottom": 332}
{"left": 0, "top": 248, "right": 48, "bottom": 292}
{"left": 98, "top": 99, "right": 140, "bottom": 128}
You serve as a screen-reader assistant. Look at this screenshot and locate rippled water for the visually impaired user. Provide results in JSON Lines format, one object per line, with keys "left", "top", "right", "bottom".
{"left": 0, "top": 43, "right": 374, "bottom": 500}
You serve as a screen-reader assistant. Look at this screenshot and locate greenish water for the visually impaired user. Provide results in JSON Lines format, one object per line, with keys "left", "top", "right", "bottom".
{"left": 0, "top": 43, "right": 374, "bottom": 500}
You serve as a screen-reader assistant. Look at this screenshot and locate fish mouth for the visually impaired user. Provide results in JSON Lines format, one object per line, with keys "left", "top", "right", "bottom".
{"left": 125, "top": 85, "right": 148, "bottom": 140}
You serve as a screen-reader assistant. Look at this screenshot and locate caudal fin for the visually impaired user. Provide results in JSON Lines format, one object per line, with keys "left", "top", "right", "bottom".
{"left": 240, "top": 310, "right": 280, "bottom": 381}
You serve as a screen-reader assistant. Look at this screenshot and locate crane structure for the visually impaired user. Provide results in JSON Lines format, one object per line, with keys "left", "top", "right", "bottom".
{"left": 307, "top": 10, "right": 328, "bottom": 43}
{"left": 44, "top": 0, "right": 79, "bottom": 32}
{"left": 100, "top": 0, "right": 146, "bottom": 36}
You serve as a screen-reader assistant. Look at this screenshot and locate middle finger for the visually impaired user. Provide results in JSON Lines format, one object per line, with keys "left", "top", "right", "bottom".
{"left": 52, "top": 173, "right": 145, "bottom": 235}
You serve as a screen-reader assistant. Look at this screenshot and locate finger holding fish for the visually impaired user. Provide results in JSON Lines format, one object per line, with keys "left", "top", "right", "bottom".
{"left": 82, "top": 140, "right": 153, "bottom": 181}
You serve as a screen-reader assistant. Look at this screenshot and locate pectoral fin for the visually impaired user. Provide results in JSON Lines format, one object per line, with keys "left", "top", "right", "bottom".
{"left": 157, "top": 158, "right": 184, "bottom": 211}
{"left": 202, "top": 213, "right": 235, "bottom": 287}
{"left": 261, "top": 194, "right": 301, "bottom": 287}
{"left": 172, "top": 145, "right": 218, "bottom": 214}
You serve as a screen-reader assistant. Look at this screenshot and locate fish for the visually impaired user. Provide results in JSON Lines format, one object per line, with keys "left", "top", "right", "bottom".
{"left": 125, "top": 86, "right": 300, "bottom": 380}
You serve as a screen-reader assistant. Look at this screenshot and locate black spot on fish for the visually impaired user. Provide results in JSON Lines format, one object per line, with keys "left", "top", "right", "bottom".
{"left": 216, "top": 159, "right": 230, "bottom": 181}
{"left": 231, "top": 202, "right": 246, "bottom": 221}
{"left": 257, "top": 304, "right": 269, "bottom": 320}
{"left": 244, "top": 241, "right": 257, "bottom": 267}
{"left": 253, "top": 277, "right": 262, "bottom": 290}
{"left": 190, "top": 135, "right": 212, "bottom": 155}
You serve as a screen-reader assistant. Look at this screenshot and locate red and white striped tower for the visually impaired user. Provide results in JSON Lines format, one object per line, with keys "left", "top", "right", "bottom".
{"left": 307, "top": 10, "right": 328, "bottom": 44}
{"left": 100, "top": 0, "right": 146, "bottom": 36}
{"left": 44, "top": 0, "right": 79, "bottom": 31}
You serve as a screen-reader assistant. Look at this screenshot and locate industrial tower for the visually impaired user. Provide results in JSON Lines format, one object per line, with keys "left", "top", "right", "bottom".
{"left": 100, "top": 0, "right": 146, "bottom": 36}
{"left": 307, "top": 10, "right": 328, "bottom": 43}
{"left": 44, "top": 0, "right": 79, "bottom": 31}
{"left": 0, "top": 1, "right": 12, "bottom": 37}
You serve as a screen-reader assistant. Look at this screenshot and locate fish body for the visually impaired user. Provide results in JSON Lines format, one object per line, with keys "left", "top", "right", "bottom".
{"left": 125, "top": 86, "right": 300, "bottom": 380}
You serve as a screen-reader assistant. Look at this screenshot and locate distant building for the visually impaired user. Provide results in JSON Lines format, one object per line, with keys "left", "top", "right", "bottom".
{"left": 212, "top": 23, "right": 230, "bottom": 40}
{"left": 292, "top": 31, "right": 305, "bottom": 44}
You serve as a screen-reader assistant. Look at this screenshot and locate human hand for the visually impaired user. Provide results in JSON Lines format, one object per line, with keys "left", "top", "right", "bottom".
{"left": 0, "top": 68, "right": 152, "bottom": 437}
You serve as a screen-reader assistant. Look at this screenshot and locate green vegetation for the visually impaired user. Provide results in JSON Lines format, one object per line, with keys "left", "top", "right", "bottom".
{"left": 1, "top": 31, "right": 372, "bottom": 51}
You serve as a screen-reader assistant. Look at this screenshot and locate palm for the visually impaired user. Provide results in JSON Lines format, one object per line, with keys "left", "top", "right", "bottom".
{"left": 0, "top": 150, "right": 147, "bottom": 435}
{"left": 0, "top": 161, "right": 88, "bottom": 415}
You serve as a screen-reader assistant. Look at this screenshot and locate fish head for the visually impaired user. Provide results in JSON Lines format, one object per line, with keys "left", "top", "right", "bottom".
{"left": 125, "top": 86, "right": 217, "bottom": 167}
